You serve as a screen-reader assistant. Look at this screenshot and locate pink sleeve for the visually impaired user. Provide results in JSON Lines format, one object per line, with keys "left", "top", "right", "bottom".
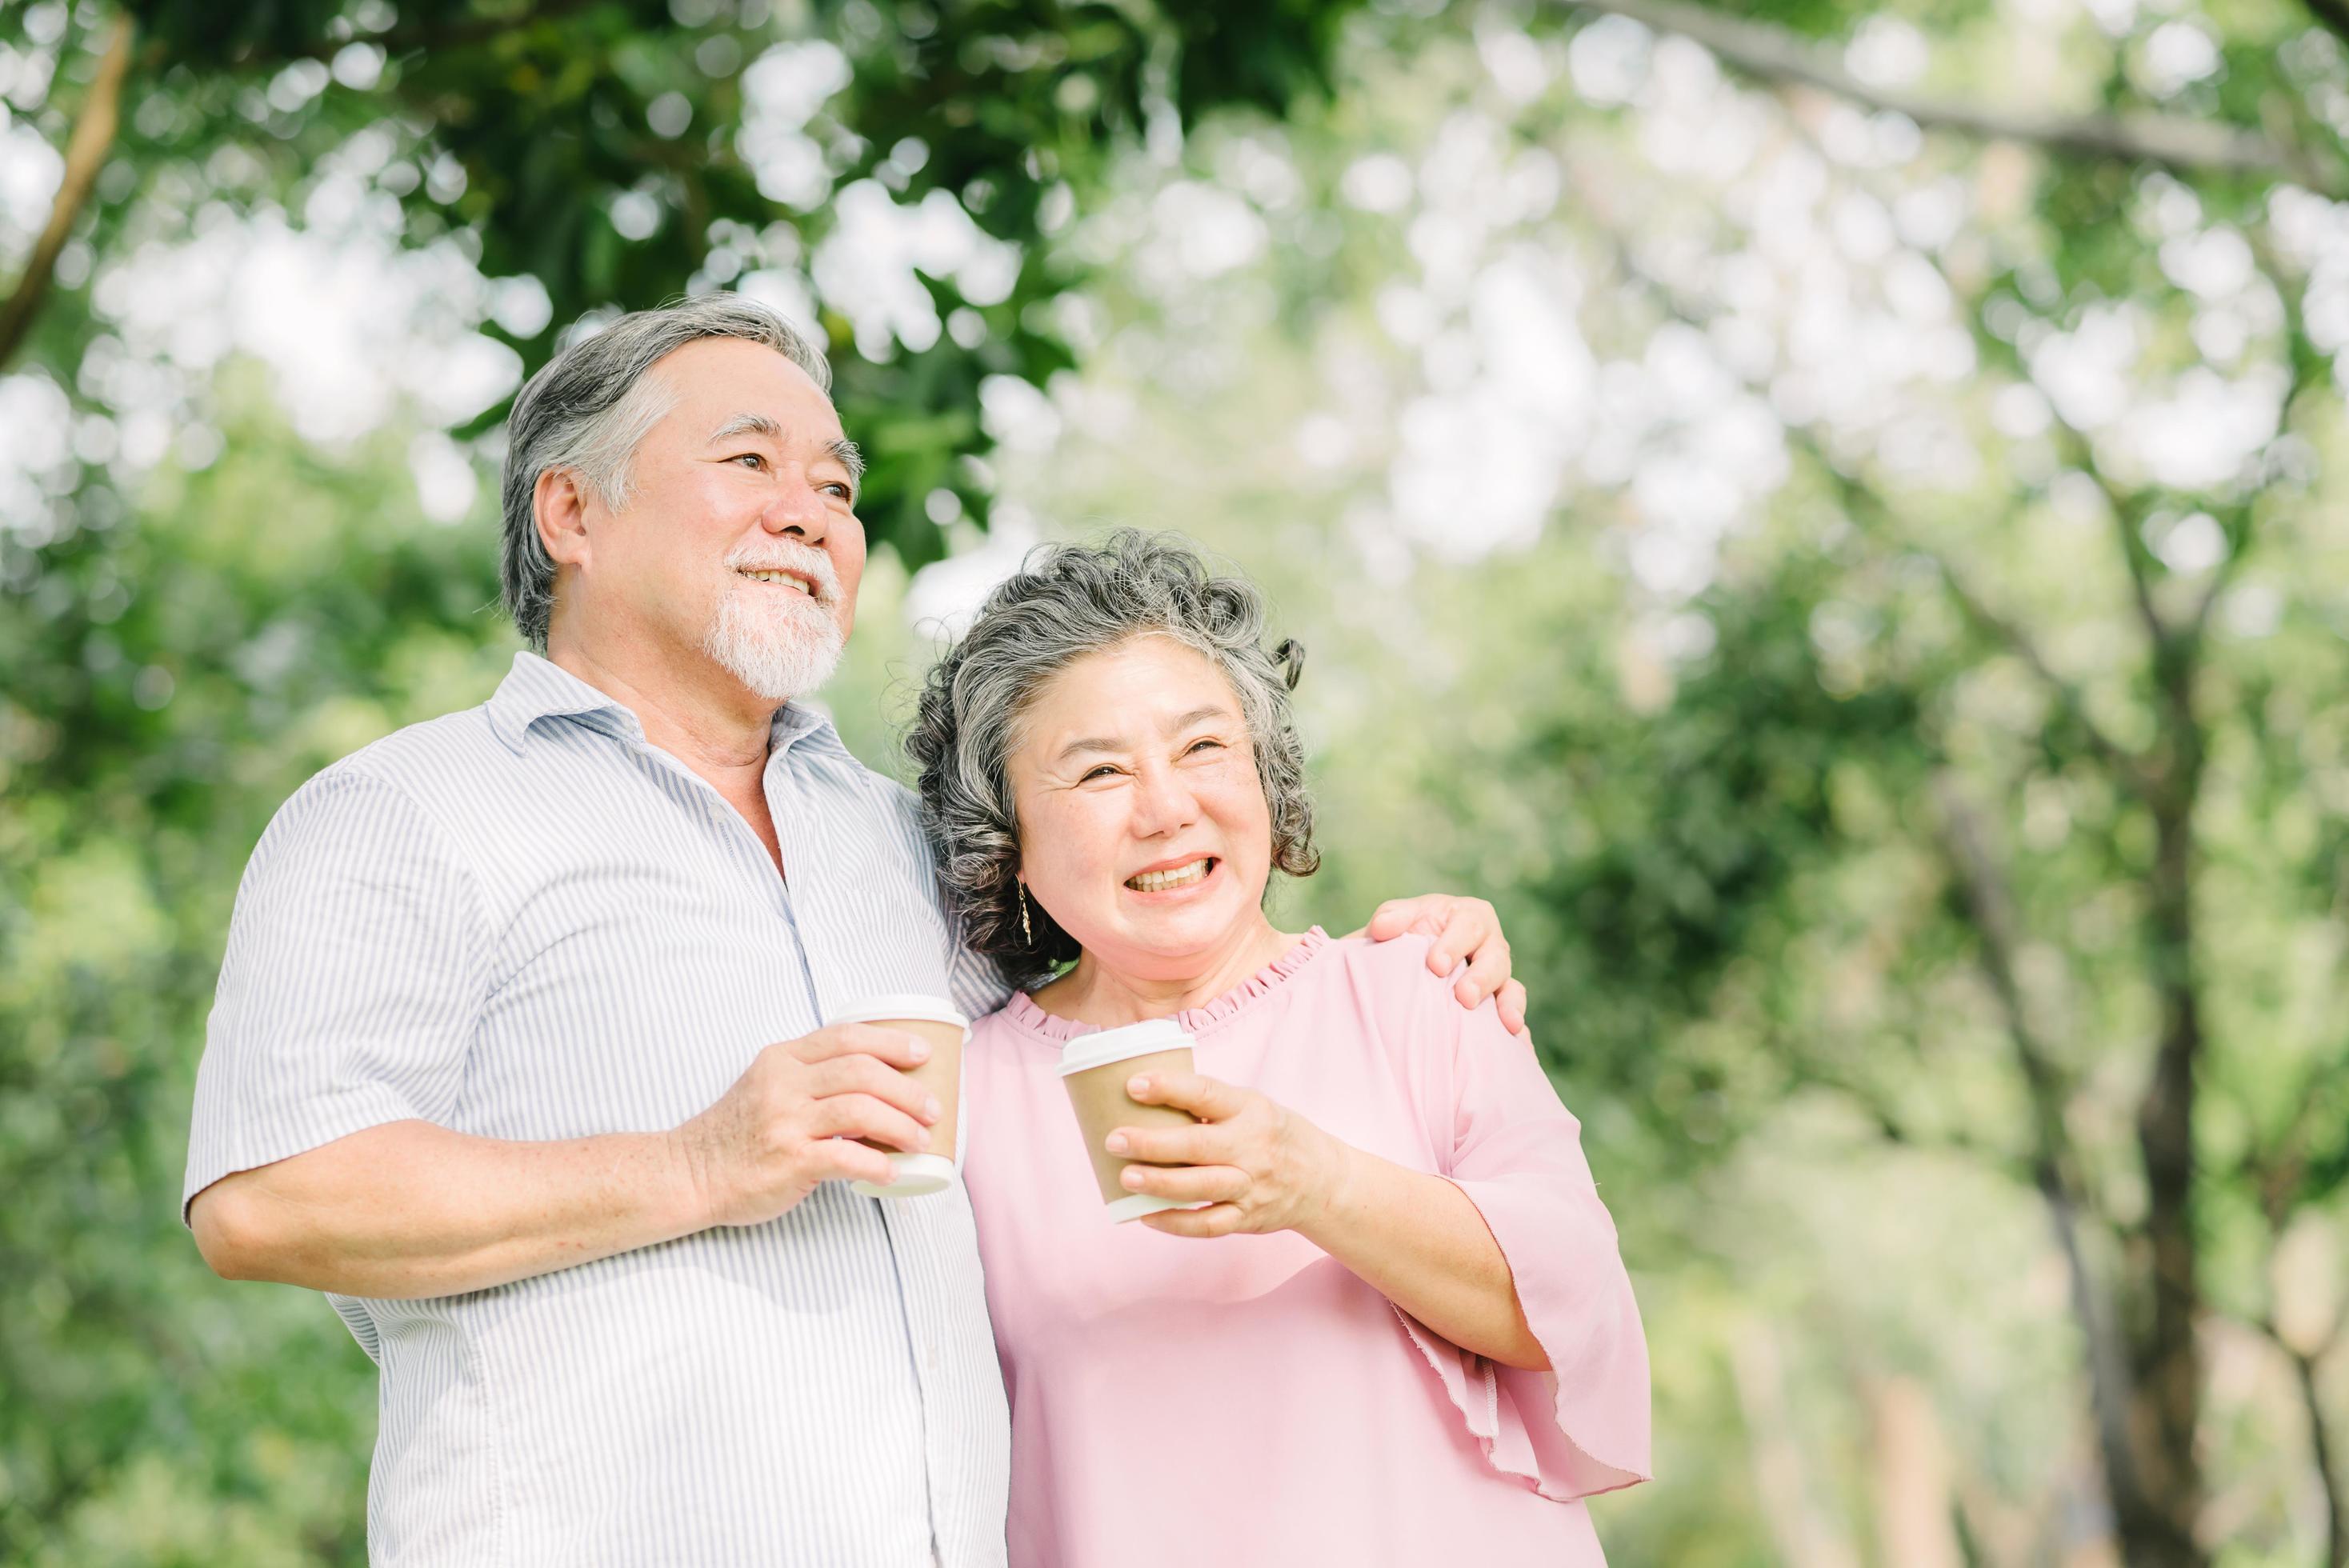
{"left": 1387, "top": 963, "right": 1652, "bottom": 1502}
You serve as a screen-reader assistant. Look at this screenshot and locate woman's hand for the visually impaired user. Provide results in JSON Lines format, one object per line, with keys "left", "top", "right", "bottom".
{"left": 1354, "top": 894, "right": 1529, "bottom": 1036}
{"left": 1107, "top": 1071, "right": 1348, "bottom": 1238}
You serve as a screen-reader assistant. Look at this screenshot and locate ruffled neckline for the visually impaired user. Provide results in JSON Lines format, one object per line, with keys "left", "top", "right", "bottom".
{"left": 1001, "top": 927, "right": 1331, "bottom": 1042}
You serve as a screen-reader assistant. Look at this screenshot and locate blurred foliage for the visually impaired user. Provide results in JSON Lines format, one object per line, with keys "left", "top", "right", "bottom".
{"left": 2, "top": 0, "right": 1374, "bottom": 564}
{"left": 7, "top": 0, "right": 2349, "bottom": 1562}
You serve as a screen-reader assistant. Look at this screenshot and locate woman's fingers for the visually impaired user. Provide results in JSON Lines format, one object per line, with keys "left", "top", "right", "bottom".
{"left": 1121, "top": 1162, "right": 1247, "bottom": 1204}
{"left": 1138, "top": 1203, "right": 1244, "bottom": 1238}
{"left": 1106, "top": 1121, "right": 1221, "bottom": 1165}
{"left": 1126, "top": 1070, "right": 1247, "bottom": 1121}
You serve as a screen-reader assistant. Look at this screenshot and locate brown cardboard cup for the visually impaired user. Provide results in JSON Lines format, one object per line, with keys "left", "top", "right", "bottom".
{"left": 1057, "top": 1018, "right": 1206, "bottom": 1222}
{"left": 824, "top": 994, "right": 969, "bottom": 1198}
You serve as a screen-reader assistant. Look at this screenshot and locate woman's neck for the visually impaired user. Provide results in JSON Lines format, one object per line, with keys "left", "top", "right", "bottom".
{"left": 1031, "top": 915, "right": 1303, "bottom": 1027}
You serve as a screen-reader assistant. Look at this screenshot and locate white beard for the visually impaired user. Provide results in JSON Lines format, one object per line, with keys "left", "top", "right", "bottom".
{"left": 703, "top": 582, "right": 846, "bottom": 701}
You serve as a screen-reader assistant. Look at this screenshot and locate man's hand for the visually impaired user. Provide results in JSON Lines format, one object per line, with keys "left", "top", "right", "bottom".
{"left": 1354, "top": 894, "right": 1529, "bottom": 1035}
{"left": 1106, "top": 1071, "right": 1348, "bottom": 1238}
{"left": 670, "top": 1023, "right": 942, "bottom": 1227}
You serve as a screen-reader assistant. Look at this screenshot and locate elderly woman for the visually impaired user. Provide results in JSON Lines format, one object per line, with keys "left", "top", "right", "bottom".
{"left": 909, "top": 533, "right": 1650, "bottom": 1566}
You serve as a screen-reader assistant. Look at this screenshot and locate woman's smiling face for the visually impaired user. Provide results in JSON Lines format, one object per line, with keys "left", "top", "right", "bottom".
{"left": 1007, "top": 635, "right": 1275, "bottom": 979}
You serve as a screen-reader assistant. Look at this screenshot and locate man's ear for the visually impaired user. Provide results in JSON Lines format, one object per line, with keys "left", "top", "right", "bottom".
{"left": 534, "top": 467, "right": 594, "bottom": 576}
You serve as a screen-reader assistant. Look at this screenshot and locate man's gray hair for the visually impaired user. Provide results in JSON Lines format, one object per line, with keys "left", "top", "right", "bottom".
{"left": 498, "top": 294, "right": 831, "bottom": 650}
{"left": 907, "top": 530, "right": 1318, "bottom": 982}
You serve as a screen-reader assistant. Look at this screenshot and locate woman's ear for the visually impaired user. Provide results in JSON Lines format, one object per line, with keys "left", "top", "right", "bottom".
{"left": 535, "top": 466, "right": 594, "bottom": 574}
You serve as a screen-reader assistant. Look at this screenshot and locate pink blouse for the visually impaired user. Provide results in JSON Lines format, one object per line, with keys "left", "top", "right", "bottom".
{"left": 962, "top": 929, "right": 1651, "bottom": 1567}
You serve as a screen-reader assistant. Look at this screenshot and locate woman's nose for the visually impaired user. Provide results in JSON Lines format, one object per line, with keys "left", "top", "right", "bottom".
{"left": 1128, "top": 765, "right": 1199, "bottom": 834}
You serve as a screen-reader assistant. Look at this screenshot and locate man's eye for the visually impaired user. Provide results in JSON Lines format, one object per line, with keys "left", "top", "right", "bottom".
{"left": 730, "top": 453, "right": 766, "bottom": 470}
{"left": 822, "top": 482, "right": 854, "bottom": 500}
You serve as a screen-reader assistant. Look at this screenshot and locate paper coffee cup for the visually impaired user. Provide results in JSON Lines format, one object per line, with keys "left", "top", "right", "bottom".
{"left": 1057, "top": 1018, "right": 1207, "bottom": 1222}
{"left": 825, "top": 993, "right": 968, "bottom": 1198}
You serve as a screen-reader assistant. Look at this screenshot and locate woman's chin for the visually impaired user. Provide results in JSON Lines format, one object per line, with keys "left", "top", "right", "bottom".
{"left": 1074, "top": 891, "right": 1259, "bottom": 966}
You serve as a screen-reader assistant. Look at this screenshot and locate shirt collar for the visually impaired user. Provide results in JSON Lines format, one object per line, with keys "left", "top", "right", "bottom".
{"left": 485, "top": 650, "right": 852, "bottom": 762}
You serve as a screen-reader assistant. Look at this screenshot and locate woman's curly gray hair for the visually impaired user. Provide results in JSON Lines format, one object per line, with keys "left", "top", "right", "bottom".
{"left": 907, "top": 530, "right": 1318, "bottom": 982}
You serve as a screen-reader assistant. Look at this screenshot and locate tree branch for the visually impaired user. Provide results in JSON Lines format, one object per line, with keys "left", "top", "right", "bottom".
{"left": 1805, "top": 431, "right": 2153, "bottom": 790}
{"left": 1932, "top": 775, "right": 2156, "bottom": 1536}
{"left": 295, "top": 0, "right": 610, "bottom": 63}
{"left": 1593, "top": 230, "right": 2156, "bottom": 794}
{"left": 0, "top": 13, "right": 134, "bottom": 375}
{"left": 1554, "top": 0, "right": 2343, "bottom": 195}
{"left": 2251, "top": 1310, "right": 2348, "bottom": 1568}
{"left": 2187, "top": 234, "right": 2327, "bottom": 642}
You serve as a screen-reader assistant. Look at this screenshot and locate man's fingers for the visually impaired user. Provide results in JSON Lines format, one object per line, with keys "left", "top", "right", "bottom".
{"left": 805, "top": 1054, "right": 939, "bottom": 1122}
{"left": 810, "top": 1094, "right": 931, "bottom": 1153}
{"left": 1429, "top": 897, "right": 1495, "bottom": 969}
{"left": 1126, "top": 1070, "right": 1246, "bottom": 1121}
{"left": 1106, "top": 1122, "right": 1222, "bottom": 1166}
{"left": 809, "top": 1136, "right": 899, "bottom": 1189}
{"left": 1139, "top": 1203, "right": 1243, "bottom": 1238}
{"left": 1461, "top": 930, "right": 1511, "bottom": 1001}
{"left": 789, "top": 1022, "right": 932, "bottom": 1070}
{"left": 1121, "top": 1162, "right": 1247, "bottom": 1205}
{"left": 1499, "top": 979, "right": 1530, "bottom": 1037}
{"left": 1361, "top": 896, "right": 1434, "bottom": 942}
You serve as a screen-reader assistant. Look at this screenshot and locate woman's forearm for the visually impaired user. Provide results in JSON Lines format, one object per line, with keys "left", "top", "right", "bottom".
{"left": 1296, "top": 1139, "right": 1549, "bottom": 1370}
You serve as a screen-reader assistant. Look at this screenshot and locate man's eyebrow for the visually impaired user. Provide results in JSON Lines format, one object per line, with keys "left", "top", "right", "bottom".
{"left": 826, "top": 438, "right": 866, "bottom": 483}
{"left": 706, "top": 412, "right": 781, "bottom": 446}
{"left": 1051, "top": 706, "right": 1233, "bottom": 764}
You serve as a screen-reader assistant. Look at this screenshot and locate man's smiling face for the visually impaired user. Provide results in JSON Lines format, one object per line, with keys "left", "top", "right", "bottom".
{"left": 566, "top": 334, "right": 869, "bottom": 702}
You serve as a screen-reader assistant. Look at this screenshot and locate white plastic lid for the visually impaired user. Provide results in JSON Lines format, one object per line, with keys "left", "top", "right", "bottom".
{"left": 1056, "top": 1017, "right": 1191, "bottom": 1077}
{"left": 826, "top": 994, "right": 970, "bottom": 1034}
{"left": 850, "top": 1151, "right": 955, "bottom": 1199}
{"left": 1105, "top": 1191, "right": 1208, "bottom": 1223}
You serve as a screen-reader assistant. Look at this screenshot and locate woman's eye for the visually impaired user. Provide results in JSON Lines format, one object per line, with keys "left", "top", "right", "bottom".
{"left": 1184, "top": 738, "right": 1223, "bottom": 756}
{"left": 1080, "top": 765, "right": 1120, "bottom": 782}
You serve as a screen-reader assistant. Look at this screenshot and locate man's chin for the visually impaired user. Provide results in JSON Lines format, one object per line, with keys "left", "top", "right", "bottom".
{"left": 703, "top": 611, "right": 845, "bottom": 703}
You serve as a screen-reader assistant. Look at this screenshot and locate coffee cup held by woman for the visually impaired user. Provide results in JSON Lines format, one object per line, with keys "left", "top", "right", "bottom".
{"left": 910, "top": 532, "right": 1651, "bottom": 1568}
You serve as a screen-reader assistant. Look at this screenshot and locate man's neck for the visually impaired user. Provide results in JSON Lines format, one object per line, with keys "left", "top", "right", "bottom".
{"left": 546, "top": 634, "right": 780, "bottom": 794}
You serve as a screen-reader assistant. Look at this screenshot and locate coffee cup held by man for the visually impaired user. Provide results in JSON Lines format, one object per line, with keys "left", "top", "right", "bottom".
{"left": 180, "top": 294, "right": 1531, "bottom": 1566}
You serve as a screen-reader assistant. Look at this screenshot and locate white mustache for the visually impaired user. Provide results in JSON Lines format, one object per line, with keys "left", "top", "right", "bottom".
{"left": 723, "top": 543, "right": 842, "bottom": 606}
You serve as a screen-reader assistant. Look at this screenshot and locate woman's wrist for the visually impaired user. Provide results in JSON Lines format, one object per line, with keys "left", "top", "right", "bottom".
{"left": 1291, "top": 1121, "right": 1360, "bottom": 1238}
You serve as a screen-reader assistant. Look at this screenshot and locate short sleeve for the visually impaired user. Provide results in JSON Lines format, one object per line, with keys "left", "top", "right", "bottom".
{"left": 182, "top": 766, "right": 492, "bottom": 1221}
{"left": 1382, "top": 941, "right": 1652, "bottom": 1502}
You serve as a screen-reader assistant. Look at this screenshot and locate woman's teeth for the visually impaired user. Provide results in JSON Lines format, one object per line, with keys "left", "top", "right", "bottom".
{"left": 1126, "top": 858, "right": 1213, "bottom": 892}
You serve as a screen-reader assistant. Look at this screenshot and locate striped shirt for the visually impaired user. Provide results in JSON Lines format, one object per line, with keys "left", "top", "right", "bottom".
{"left": 183, "top": 651, "right": 1014, "bottom": 1566}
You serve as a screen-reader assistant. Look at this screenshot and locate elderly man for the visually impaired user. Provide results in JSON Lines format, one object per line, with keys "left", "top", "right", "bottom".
{"left": 183, "top": 294, "right": 1526, "bottom": 1565}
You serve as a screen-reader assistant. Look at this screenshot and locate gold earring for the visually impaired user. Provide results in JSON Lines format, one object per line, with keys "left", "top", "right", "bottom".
{"left": 1019, "top": 886, "right": 1033, "bottom": 944}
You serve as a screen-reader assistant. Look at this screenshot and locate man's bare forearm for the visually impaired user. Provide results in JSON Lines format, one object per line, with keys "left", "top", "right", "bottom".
{"left": 190, "top": 1119, "right": 708, "bottom": 1299}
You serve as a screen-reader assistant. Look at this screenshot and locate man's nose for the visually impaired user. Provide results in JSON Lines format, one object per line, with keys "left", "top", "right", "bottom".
{"left": 759, "top": 472, "right": 829, "bottom": 539}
